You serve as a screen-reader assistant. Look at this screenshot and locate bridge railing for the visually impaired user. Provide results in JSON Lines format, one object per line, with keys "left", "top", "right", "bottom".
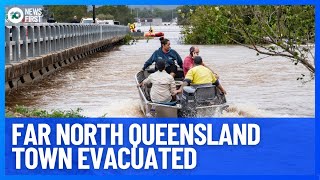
{"left": 5, "top": 23, "right": 129, "bottom": 64}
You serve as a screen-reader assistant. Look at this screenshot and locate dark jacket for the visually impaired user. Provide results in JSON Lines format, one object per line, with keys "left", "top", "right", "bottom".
{"left": 143, "top": 48, "right": 183, "bottom": 70}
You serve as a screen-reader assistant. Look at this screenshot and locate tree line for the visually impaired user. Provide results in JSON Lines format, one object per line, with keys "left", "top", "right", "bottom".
{"left": 43, "top": 5, "right": 177, "bottom": 24}
{"left": 177, "top": 5, "right": 315, "bottom": 79}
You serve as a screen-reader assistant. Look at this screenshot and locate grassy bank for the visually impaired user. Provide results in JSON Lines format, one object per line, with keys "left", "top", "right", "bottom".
{"left": 6, "top": 105, "right": 85, "bottom": 118}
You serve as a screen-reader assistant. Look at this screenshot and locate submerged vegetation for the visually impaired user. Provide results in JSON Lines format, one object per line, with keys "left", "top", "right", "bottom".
{"left": 6, "top": 105, "right": 85, "bottom": 118}
{"left": 122, "top": 34, "right": 134, "bottom": 45}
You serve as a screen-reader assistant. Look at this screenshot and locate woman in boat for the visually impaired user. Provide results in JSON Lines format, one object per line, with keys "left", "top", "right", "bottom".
{"left": 183, "top": 46, "right": 200, "bottom": 76}
{"left": 183, "top": 46, "right": 219, "bottom": 79}
{"left": 142, "top": 37, "right": 183, "bottom": 77}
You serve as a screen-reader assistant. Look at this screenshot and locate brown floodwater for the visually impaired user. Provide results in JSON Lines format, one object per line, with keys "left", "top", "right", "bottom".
{"left": 5, "top": 26, "right": 315, "bottom": 117}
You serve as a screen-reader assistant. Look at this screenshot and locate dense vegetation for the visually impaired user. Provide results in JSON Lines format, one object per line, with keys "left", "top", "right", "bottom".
{"left": 43, "top": 5, "right": 88, "bottom": 23}
{"left": 94, "top": 6, "right": 134, "bottom": 25}
{"left": 178, "top": 6, "right": 315, "bottom": 79}
{"left": 133, "top": 7, "right": 178, "bottom": 22}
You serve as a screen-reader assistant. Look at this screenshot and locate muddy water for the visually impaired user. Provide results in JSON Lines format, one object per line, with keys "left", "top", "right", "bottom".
{"left": 5, "top": 26, "right": 315, "bottom": 117}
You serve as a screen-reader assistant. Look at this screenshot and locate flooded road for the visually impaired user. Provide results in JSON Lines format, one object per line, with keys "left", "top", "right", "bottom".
{"left": 6, "top": 26, "right": 315, "bottom": 117}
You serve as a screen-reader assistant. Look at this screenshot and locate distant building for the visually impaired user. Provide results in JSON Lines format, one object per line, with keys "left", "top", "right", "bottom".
{"left": 135, "top": 18, "right": 162, "bottom": 26}
{"left": 151, "top": 18, "right": 162, "bottom": 26}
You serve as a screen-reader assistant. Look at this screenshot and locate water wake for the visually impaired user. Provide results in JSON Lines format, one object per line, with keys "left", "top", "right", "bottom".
{"left": 222, "top": 104, "right": 276, "bottom": 117}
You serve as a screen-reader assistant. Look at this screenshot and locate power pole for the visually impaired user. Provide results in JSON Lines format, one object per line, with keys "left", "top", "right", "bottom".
{"left": 92, "top": 5, "right": 96, "bottom": 23}
{"left": 172, "top": 9, "right": 173, "bottom": 22}
{"left": 136, "top": 8, "right": 138, "bottom": 19}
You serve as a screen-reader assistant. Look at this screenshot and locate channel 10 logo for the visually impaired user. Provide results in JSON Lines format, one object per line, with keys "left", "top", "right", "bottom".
{"left": 8, "top": 7, "right": 24, "bottom": 23}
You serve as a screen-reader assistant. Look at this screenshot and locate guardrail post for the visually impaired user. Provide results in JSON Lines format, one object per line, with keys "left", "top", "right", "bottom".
{"left": 12, "top": 26, "right": 20, "bottom": 62}
{"left": 52, "top": 25, "right": 56, "bottom": 51}
{"left": 72, "top": 25, "right": 75, "bottom": 47}
{"left": 87, "top": 25, "right": 89, "bottom": 43}
{"left": 64, "top": 25, "right": 70, "bottom": 49}
{"left": 5, "top": 26, "right": 10, "bottom": 63}
{"left": 88, "top": 25, "right": 91, "bottom": 43}
{"left": 60, "top": 25, "right": 64, "bottom": 50}
{"left": 71, "top": 25, "right": 74, "bottom": 47}
{"left": 27, "top": 26, "right": 34, "bottom": 58}
{"left": 67, "top": 25, "right": 70, "bottom": 47}
{"left": 34, "top": 25, "right": 40, "bottom": 57}
{"left": 20, "top": 26, "right": 27, "bottom": 60}
{"left": 40, "top": 26, "right": 46, "bottom": 55}
{"left": 76, "top": 25, "right": 79, "bottom": 46}
{"left": 56, "top": 25, "right": 60, "bottom": 51}
{"left": 45, "top": 26, "right": 50, "bottom": 53}
{"left": 79, "top": 26, "right": 82, "bottom": 45}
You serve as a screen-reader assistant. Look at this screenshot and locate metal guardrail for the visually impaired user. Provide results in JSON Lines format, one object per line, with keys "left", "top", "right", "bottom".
{"left": 5, "top": 23, "right": 129, "bottom": 64}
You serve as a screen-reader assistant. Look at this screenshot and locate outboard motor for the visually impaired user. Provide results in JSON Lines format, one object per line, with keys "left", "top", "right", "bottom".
{"left": 180, "top": 84, "right": 227, "bottom": 117}
{"left": 180, "top": 86, "right": 197, "bottom": 117}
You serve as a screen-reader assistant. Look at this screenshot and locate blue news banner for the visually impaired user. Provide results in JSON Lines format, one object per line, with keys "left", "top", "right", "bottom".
{"left": 5, "top": 118, "right": 314, "bottom": 175}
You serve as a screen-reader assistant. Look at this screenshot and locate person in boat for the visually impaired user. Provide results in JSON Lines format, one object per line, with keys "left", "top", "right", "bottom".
{"left": 149, "top": 26, "right": 154, "bottom": 33}
{"left": 139, "top": 60, "right": 177, "bottom": 103}
{"left": 177, "top": 56, "right": 226, "bottom": 94}
{"left": 142, "top": 37, "right": 183, "bottom": 77}
{"left": 183, "top": 46, "right": 200, "bottom": 76}
{"left": 183, "top": 46, "right": 219, "bottom": 79}
{"left": 129, "top": 23, "right": 136, "bottom": 32}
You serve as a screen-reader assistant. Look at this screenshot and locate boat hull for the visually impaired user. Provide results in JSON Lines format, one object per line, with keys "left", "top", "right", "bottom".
{"left": 136, "top": 70, "right": 180, "bottom": 117}
{"left": 144, "top": 32, "right": 164, "bottom": 37}
{"left": 135, "top": 70, "right": 228, "bottom": 118}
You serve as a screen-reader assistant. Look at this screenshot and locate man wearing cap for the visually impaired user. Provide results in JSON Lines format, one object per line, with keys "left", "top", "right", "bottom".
{"left": 177, "top": 56, "right": 226, "bottom": 95}
{"left": 139, "top": 60, "right": 177, "bottom": 103}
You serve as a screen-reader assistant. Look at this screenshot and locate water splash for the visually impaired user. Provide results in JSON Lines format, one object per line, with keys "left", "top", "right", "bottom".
{"left": 222, "top": 104, "right": 277, "bottom": 117}
{"left": 81, "top": 99, "right": 143, "bottom": 118}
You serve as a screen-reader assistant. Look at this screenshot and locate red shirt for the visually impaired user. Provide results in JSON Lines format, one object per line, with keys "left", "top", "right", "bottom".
{"left": 183, "top": 55, "right": 194, "bottom": 76}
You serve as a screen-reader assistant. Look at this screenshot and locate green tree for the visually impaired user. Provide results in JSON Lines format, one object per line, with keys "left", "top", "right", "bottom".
{"left": 130, "top": 7, "right": 177, "bottom": 22}
{"left": 96, "top": 13, "right": 114, "bottom": 20}
{"left": 182, "top": 6, "right": 234, "bottom": 44}
{"left": 182, "top": 6, "right": 315, "bottom": 79}
{"left": 138, "top": 8, "right": 153, "bottom": 18}
{"left": 152, "top": 8, "right": 176, "bottom": 22}
{"left": 43, "top": 5, "right": 88, "bottom": 23}
{"left": 176, "top": 5, "right": 197, "bottom": 25}
{"left": 95, "top": 6, "right": 134, "bottom": 25}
